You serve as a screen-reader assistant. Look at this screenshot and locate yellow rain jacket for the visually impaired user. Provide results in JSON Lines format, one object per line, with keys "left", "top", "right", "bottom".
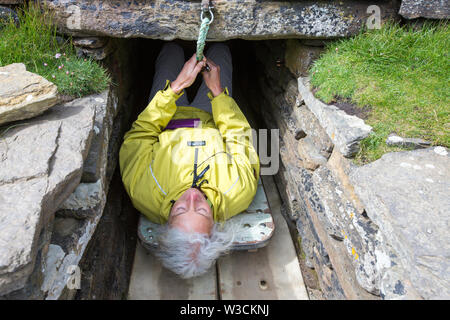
{"left": 119, "top": 80, "right": 260, "bottom": 224}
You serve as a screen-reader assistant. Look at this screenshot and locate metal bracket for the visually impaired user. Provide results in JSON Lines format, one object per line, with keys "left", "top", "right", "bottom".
{"left": 201, "top": 0, "right": 213, "bottom": 12}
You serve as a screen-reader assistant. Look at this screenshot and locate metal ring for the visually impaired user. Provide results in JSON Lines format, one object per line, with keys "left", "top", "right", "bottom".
{"left": 200, "top": 8, "right": 214, "bottom": 25}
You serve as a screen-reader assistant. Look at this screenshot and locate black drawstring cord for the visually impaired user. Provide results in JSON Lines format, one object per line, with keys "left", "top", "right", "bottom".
{"left": 197, "top": 179, "right": 209, "bottom": 189}
{"left": 192, "top": 148, "right": 210, "bottom": 188}
{"left": 170, "top": 148, "right": 211, "bottom": 206}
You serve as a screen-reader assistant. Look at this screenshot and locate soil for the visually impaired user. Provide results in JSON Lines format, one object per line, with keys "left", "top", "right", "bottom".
{"left": 334, "top": 97, "right": 372, "bottom": 120}
{"left": 58, "top": 94, "right": 77, "bottom": 103}
{"left": 311, "top": 87, "right": 372, "bottom": 120}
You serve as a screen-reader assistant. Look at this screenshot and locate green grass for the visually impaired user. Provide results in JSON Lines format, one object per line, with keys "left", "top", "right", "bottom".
{"left": 309, "top": 21, "right": 449, "bottom": 164}
{"left": 0, "top": 2, "right": 110, "bottom": 97}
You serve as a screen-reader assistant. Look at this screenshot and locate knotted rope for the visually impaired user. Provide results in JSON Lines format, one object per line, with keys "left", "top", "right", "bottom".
{"left": 196, "top": 2, "right": 214, "bottom": 62}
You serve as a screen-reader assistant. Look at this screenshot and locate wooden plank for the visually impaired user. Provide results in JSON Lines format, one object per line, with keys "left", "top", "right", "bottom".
{"left": 127, "top": 242, "right": 217, "bottom": 300}
{"left": 217, "top": 175, "right": 309, "bottom": 300}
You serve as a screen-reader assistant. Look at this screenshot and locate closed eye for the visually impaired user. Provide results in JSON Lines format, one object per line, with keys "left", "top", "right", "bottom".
{"left": 172, "top": 207, "right": 186, "bottom": 217}
{"left": 171, "top": 207, "right": 210, "bottom": 219}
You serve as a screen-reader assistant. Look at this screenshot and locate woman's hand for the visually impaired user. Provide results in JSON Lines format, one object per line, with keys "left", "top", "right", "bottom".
{"left": 170, "top": 54, "right": 206, "bottom": 94}
{"left": 202, "top": 57, "right": 223, "bottom": 97}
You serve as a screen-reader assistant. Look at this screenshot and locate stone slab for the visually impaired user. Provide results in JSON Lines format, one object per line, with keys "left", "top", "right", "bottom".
{"left": 0, "top": 63, "right": 59, "bottom": 126}
{"left": 297, "top": 76, "right": 372, "bottom": 158}
{"left": 386, "top": 133, "right": 431, "bottom": 149}
{"left": 285, "top": 39, "right": 324, "bottom": 77}
{"left": 297, "top": 136, "right": 328, "bottom": 170}
{"left": 43, "top": 92, "right": 117, "bottom": 299}
{"left": 350, "top": 147, "right": 450, "bottom": 299}
{"left": 0, "top": 93, "right": 97, "bottom": 296}
{"left": 41, "top": 0, "right": 400, "bottom": 41}
{"left": 0, "top": 1, "right": 23, "bottom": 5}
{"left": 81, "top": 91, "right": 111, "bottom": 183}
{"left": 0, "top": 5, "right": 19, "bottom": 27}
{"left": 0, "top": 178, "right": 49, "bottom": 295}
{"left": 57, "top": 180, "right": 102, "bottom": 219}
{"left": 0, "top": 120, "right": 60, "bottom": 184}
{"left": 72, "top": 37, "right": 108, "bottom": 49}
{"left": 399, "top": 0, "right": 450, "bottom": 19}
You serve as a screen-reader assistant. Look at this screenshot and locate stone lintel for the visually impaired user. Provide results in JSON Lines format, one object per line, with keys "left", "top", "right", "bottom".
{"left": 41, "top": 0, "right": 401, "bottom": 41}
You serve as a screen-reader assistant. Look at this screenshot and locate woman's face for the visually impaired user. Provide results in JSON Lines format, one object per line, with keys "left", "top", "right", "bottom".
{"left": 169, "top": 187, "right": 213, "bottom": 235}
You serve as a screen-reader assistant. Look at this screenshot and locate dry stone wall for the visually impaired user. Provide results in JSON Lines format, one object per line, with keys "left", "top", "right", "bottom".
{"left": 251, "top": 39, "right": 449, "bottom": 299}
{"left": 0, "top": 51, "right": 127, "bottom": 298}
{"left": 399, "top": 0, "right": 450, "bottom": 19}
{"left": 0, "top": 63, "right": 59, "bottom": 126}
{"left": 0, "top": 79, "right": 98, "bottom": 296}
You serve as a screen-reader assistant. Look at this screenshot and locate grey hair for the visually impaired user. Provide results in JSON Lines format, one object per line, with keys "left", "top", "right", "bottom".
{"left": 152, "top": 223, "right": 236, "bottom": 279}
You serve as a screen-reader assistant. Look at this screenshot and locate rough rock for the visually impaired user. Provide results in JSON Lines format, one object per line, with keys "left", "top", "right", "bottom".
{"left": 73, "top": 172, "right": 139, "bottom": 300}
{"left": 297, "top": 77, "right": 372, "bottom": 158}
{"left": 399, "top": 0, "right": 450, "bottom": 19}
{"left": 326, "top": 149, "right": 365, "bottom": 214}
{"left": 386, "top": 133, "right": 431, "bottom": 149}
{"left": 350, "top": 147, "right": 450, "bottom": 299}
{"left": 294, "top": 105, "right": 334, "bottom": 160}
{"left": 258, "top": 74, "right": 376, "bottom": 298}
{"left": 294, "top": 129, "right": 307, "bottom": 140}
{"left": 72, "top": 36, "right": 108, "bottom": 49}
{"left": 75, "top": 44, "right": 113, "bottom": 61}
{"left": 81, "top": 91, "right": 111, "bottom": 182}
{"left": 43, "top": 215, "right": 101, "bottom": 299}
{"left": 0, "top": 1, "right": 23, "bottom": 4}
{"left": 0, "top": 63, "right": 59, "bottom": 126}
{"left": 57, "top": 180, "right": 102, "bottom": 219}
{"left": 44, "top": 89, "right": 118, "bottom": 299}
{"left": 251, "top": 38, "right": 382, "bottom": 299}
{"left": 41, "top": 0, "right": 401, "bottom": 41}
{"left": 0, "top": 121, "right": 60, "bottom": 184}
{"left": 0, "top": 178, "right": 49, "bottom": 295}
{"left": 0, "top": 5, "right": 19, "bottom": 28}
{"left": 41, "top": 244, "right": 66, "bottom": 294}
{"left": 0, "top": 94, "right": 99, "bottom": 296}
{"left": 297, "top": 136, "right": 328, "bottom": 170}
{"left": 293, "top": 164, "right": 378, "bottom": 299}
{"left": 300, "top": 39, "right": 329, "bottom": 47}
{"left": 285, "top": 39, "right": 324, "bottom": 77}
{"left": 312, "top": 166, "right": 380, "bottom": 294}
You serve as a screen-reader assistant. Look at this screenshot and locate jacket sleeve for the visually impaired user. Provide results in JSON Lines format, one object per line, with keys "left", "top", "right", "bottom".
{"left": 210, "top": 88, "right": 260, "bottom": 180}
{"left": 119, "top": 80, "right": 183, "bottom": 199}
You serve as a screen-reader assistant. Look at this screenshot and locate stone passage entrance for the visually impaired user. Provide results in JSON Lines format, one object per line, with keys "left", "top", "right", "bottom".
{"left": 94, "top": 38, "right": 311, "bottom": 300}
{"left": 76, "top": 37, "right": 377, "bottom": 300}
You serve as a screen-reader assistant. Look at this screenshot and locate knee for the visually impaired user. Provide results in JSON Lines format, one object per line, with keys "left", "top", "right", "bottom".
{"left": 160, "top": 42, "right": 184, "bottom": 57}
